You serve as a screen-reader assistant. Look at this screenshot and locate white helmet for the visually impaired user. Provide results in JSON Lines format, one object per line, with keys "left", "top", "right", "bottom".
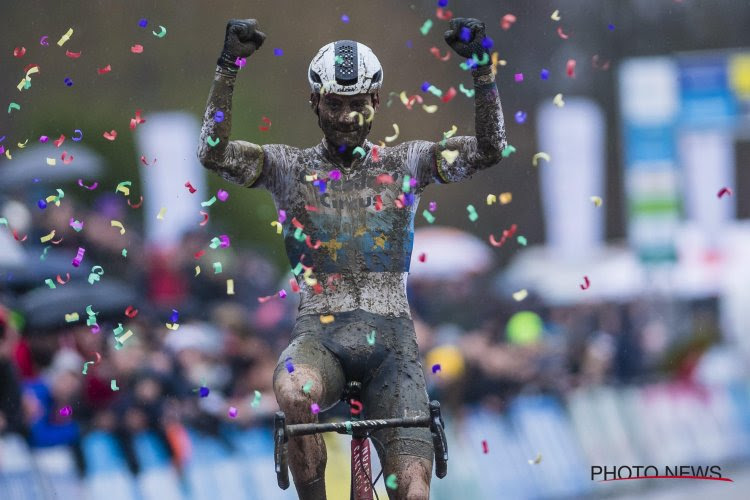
{"left": 308, "top": 40, "right": 383, "bottom": 95}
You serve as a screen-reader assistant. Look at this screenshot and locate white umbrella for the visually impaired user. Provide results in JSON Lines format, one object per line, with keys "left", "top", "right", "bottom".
{"left": 409, "top": 226, "right": 494, "bottom": 280}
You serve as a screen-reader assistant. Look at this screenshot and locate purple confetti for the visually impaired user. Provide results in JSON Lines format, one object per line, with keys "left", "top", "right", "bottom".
{"left": 228, "top": 406, "right": 238, "bottom": 418}
{"left": 199, "top": 386, "right": 210, "bottom": 397}
{"left": 337, "top": 144, "right": 347, "bottom": 153}
{"left": 273, "top": 48, "right": 283, "bottom": 56}
{"left": 278, "top": 210, "right": 287, "bottom": 223}
{"left": 310, "top": 403, "right": 320, "bottom": 414}
{"left": 459, "top": 27, "right": 471, "bottom": 43}
{"left": 514, "top": 73, "right": 524, "bottom": 82}
{"left": 608, "top": 23, "right": 615, "bottom": 31}
{"left": 235, "top": 57, "right": 247, "bottom": 68}
{"left": 217, "top": 189, "right": 229, "bottom": 201}
{"left": 219, "top": 234, "right": 230, "bottom": 248}
{"left": 64, "top": 78, "right": 73, "bottom": 86}
{"left": 540, "top": 69, "right": 549, "bottom": 80}
{"left": 278, "top": 289, "right": 287, "bottom": 299}
{"left": 428, "top": 201, "right": 437, "bottom": 212}
{"left": 341, "top": 14, "right": 349, "bottom": 23}
{"left": 59, "top": 406, "right": 72, "bottom": 416}
{"left": 514, "top": 111, "right": 527, "bottom": 124}
{"left": 329, "top": 170, "right": 342, "bottom": 181}
{"left": 39, "top": 135, "right": 49, "bottom": 143}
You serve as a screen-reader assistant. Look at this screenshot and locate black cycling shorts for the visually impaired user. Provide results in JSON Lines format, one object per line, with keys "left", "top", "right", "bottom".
{"left": 273, "top": 308, "right": 433, "bottom": 464}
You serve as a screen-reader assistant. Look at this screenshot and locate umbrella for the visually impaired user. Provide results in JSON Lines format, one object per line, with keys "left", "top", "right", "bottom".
{"left": 0, "top": 143, "right": 104, "bottom": 191}
{"left": 409, "top": 226, "right": 494, "bottom": 280}
{"left": 18, "top": 280, "right": 138, "bottom": 333}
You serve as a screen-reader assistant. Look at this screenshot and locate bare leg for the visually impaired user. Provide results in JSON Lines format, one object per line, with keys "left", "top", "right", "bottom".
{"left": 385, "top": 456, "right": 432, "bottom": 500}
{"left": 274, "top": 365, "right": 328, "bottom": 500}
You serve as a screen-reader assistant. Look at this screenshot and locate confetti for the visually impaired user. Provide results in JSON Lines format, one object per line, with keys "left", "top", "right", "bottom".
{"left": 441, "top": 87, "right": 457, "bottom": 103}
{"left": 540, "top": 69, "right": 549, "bottom": 80}
{"left": 201, "top": 196, "right": 217, "bottom": 207}
{"left": 40, "top": 35, "right": 49, "bottom": 46}
{"left": 59, "top": 406, "right": 72, "bottom": 416}
{"left": 285, "top": 357, "right": 295, "bottom": 373}
{"left": 466, "top": 205, "right": 478, "bottom": 222}
{"left": 111, "top": 379, "right": 119, "bottom": 391}
{"left": 580, "top": 276, "right": 590, "bottom": 290}
{"left": 441, "top": 149, "right": 459, "bottom": 164}
{"left": 64, "top": 77, "right": 73, "bottom": 87}
{"left": 420, "top": 19, "right": 433, "bottom": 36}
{"left": 717, "top": 187, "right": 732, "bottom": 198}
{"left": 557, "top": 26, "right": 570, "bottom": 39}
{"left": 499, "top": 192, "right": 512, "bottom": 204}
{"left": 590, "top": 196, "right": 603, "bottom": 207}
{"left": 386, "top": 474, "right": 398, "bottom": 490}
{"left": 217, "top": 189, "right": 229, "bottom": 201}
{"left": 152, "top": 25, "right": 167, "bottom": 38}
{"left": 310, "top": 403, "right": 320, "bottom": 414}
{"left": 341, "top": 14, "right": 350, "bottom": 23}
{"left": 206, "top": 136, "right": 220, "bottom": 147}
{"left": 349, "top": 399, "right": 363, "bottom": 415}
{"left": 226, "top": 279, "right": 235, "bottom": 295}
{"left": 138, "top": 18, "right": 148, "bottom": 28}
{"left": 566, "top": 59, "right": 576, "bottom": 78}
{"left": 64, "top": 313, "right": 79, "bottom": 322}
{"left": 422, "top": 210, "right": 436, "bottom": 224}
{"left": 515, "top": 111, "right": 527, "bottom": 124}
{"left": 258, "top": 116, "right": 271, "bottom": 131}
{"left": 88, "top": 266, "right": 104, "bottom": 285}
{"left": 40, "top": 230, "right": 56, "bottom": 243}
{"left": 124, "top": 306, "right": 138, "bottom": 318}
{"left": 103, "top": 130, "right": 117, "bottom": 141}
{"left": 432, "top": 364, "right": 441, "bottom": 374}
{"left": 459, "top": 26, "right": 471, "bottom": 43}
{"left": 458, "top": 83, "right": 475, "bottom": 98}
{"left": 251, "top": 390, "right": 261, "bottom": 407}
{"left": 97, "top": 64, "right": 112, "bottom": 74}
{"left": 500, "top": 14, "right": 517, "bottom": 30}
{"left": 482, "top": 440, "right": 489, "bottom": 453}
{"left": 514, "top": 73, "right": 523, "bottom": 82}
{"left": 553, "top": 93, "right": 565, "bottom": 107}
{"left": 429, "top": 46, "right": 451, "bottom": 61}
{"left": 7, "top": 102, "right": 21, "bottom": 114}
{"left": 385, "top": 123, "right": 400, "bottom": 142}
{"left": 199, "top": 386, "right": 209, "bottom": 397}
{"left": 129, "top": 109, "right": 146, "bottom": 130}
{"left": 72, "top": 247, "right": 85, "bottom": 267}
{"left": 302, "top": 380, "right": 313, "bottom": 394}
{"left": 57, "top": 28, "right": 73, "bottom": 46}
{"left": 130, "top": 44, "right": 144, "bottom": 54}
{"left": 213, "top": 262, "right": 222, "bottom": 274}
{"left": 418, "top": 253, "right": 427, "bottom": 262}
{"left": 235, "top": 57, "right": 247, "bottom": 68}
{"left": 228, "top": 407, "right": 238, "bottom": 418}
{"left": 528, "top": 453, "right": 543, "bottom": 465}
{"left": 82, "top": 361, "right": 94, "bottom": 375}
{"left": 13, "top": 46, "right": 26, "bottom": 58}
{"left": 319, "top": 314, "right": 335, "bottom": 324}
{"left": 366, "top": 330, "right": 376, "bottom": 345}
{"left": 532, "top": 152, "right": 551, "bottom": 166}
{"left": 551, "top": 10, "right": 561, "bottom": 21}
{"left": 436, "top": 7, "right": 453, "bottom": 21}
{"left": 110, "top": 220, "right": 125, "bottom": 235}
{"left": 512, "top": 289, "right": 528, "bottom": 302}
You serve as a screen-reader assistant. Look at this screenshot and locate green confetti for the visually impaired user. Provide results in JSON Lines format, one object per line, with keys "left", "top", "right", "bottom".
{"left": 386, "top": 474, "right": 398, "bottom": 490}
{"left": 44, "top": 279, "right": 56, "bottom": 289}
{"left": 82, "top": 361, "right": 94, "bottom": 375}
{"left": 402, "top": 175, "right": 412, "bottom": 193}
{"left": 294, "top": 228, "right": 306, "bottom": 242}
{"left": 121, "top": 248, "right": 127, "bottom": 257}
{"left": 209, "top": 237, "right": 222, "bottom": 249}
{"left": 427, "top": 85, "right": 443, "bottom": 98}
{"left": 420, "top": 19, "right": 433, "bottom": 36}
{"left": 292, "top": 262, "right": 304, "bottom": 275}
{"left": 501, "top": 144, "right": 517, "bottom": 158}
{"left": 213, "top": 262, "right": 223, "bottom": 274}
{"left": 206, "top": 136, "right": 220, "bottom": 147}
{"left": 0, "top": 217, "right": 8, "bottom": 226}
{"left": 302, "top": 380, "right": 313, "bottom": 394}
{"left": 366, "top": 330, "right": 376, "bottom": 345}
{"left": 8, "top": 102, "right": 21, "bottom": 113}
{"left": 466, "top": 204, "right": 478, "bottom": 222}
{"left": 334, "top": 55, "right": 344, "bottom": 65}
{"left": 517, "top": 236, "right": 527, "bottom": 246}
{"left": 201, "top": 196, "right": 217, "bottom": 207}
{"left": 459, "top": 83, "right": 475, "bottom": 98}
{"left": 353, "top": 146, "right": 366, "bottom": 159}
{"left": 422, "top": 210, "right": 435, "bottom": 224}
{"left": 40, "top": 246, "right": 51, "bottom": 260}
{"left": 251, "top": 390, "right": 261, "bottom": 408}
{"left": 111, "top": 379, "right": 119, "bottom": 391}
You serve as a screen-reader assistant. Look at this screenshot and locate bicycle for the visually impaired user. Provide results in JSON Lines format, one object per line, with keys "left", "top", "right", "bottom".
{"left": 274, "top": 381, "right": 449, "bottom": 500}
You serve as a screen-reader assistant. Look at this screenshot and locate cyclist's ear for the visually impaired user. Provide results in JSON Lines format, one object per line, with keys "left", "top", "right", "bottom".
{"left": 371, "top": 92, "right": 380, "bottom": 110}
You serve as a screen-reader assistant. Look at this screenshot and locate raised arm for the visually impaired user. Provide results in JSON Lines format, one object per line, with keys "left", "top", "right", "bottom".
{"left": 433, "top": 18, "right": 507, "bottom": 183}
{"left": 197, "top": 19, "right": 267, "bottom": 187}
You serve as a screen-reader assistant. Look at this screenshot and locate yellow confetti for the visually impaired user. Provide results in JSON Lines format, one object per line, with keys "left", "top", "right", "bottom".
{"left": 528, "top": 453, "right": 543, "bottom": 465}
{"left": 319, "top": 314, "right": 335, "bottom": 324}
{"left": 40, "top": 230, "right": 56, "bottom": 243}
{"left": 226, "top": 279, "right": 235, "bottom": 295}
{"left": 166, "top": 323, "right": 180, "bottom": 330}
{"left": 443, "top": 125, "right": 458, "bottom": 140}
{"left": 532, "top": 152, "right": 551, "bottom": 166}
{"left": 399, "top": 91, "right": 409, "bottom": 106}
{"left": 17, "top": 139, "right": 28, "bottom": 148}
{"left": 553, "top": 93, "right": 565, "bottom": 107}
{"left": 64, "top": 313, "right": 79, "bottom": 322}
{"left": 590, "top": 196, "right": 603, "bottom": 207}
{"left": 441, "top": 149, "right": 459, "bottom": 165}
{"left": 5, "top": 149, "right": 11, "bottom": 160}
{"left": 512, "top": 289, "right": 528, "bottom": 302}
{"left": 46, "top": 157, "right": 56, "bottom": 166}
{"left": 551, "top": 10, "right": 561, "bottom": 21}
{"left": 348, "top": 111, "right": 364, "bottom": 126}
{"left": 57, "top": 28, "right": 74, "bottom": 46}
{"left": 115, "top": 181, "right": 131, "bottom": 196}
{"left": 116, "top": 330, "right": 134, "bottom": 344}
{"left": 156, "top": 207, "right": 167, "bottom": 220}
{"left": 486, "top": 194, "right": 497, "bottom": 205}
{"left": 194, "top": 265, "right": 201, "bottom": 276}
{"left": 364, "top": 104, "right": 375, "bottom": 123}
{"left": 499, "top": 192, "right": 513, "bottom": 204}
{"left": 270, "top": 221, "right": 283, "bottom": 234}
{"left": 422, "top": 104, "right": 438, "bottom": 113}
{"left": 110, "top": 220, "right": 126, "bottom": 235}
{"left": 384, "top": 123, "right": 400, "bottom": 143}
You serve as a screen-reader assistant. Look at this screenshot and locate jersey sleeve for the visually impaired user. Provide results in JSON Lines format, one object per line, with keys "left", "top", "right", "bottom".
{"left": 254, "top": 144, "right": 297, "bottom": 199}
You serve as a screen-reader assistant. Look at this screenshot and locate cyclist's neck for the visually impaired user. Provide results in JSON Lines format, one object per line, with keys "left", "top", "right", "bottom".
{"left": 322, "top": 138, "right": 368, "bottom": 171}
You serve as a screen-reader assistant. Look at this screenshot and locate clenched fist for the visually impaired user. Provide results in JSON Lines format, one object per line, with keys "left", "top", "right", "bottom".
{"left": 444, "top": 17, "right": 489, "bottom": 62}
{"left": 217, "top": 19, "right": 267, "bottom": 72}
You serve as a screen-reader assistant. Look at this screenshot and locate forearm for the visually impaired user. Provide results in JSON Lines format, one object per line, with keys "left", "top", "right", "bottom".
{"left": 471, "top": 65, "right": 507, "bottom": 165}
{"left": 197, "top": 68, "right": 264, "bottom": 186}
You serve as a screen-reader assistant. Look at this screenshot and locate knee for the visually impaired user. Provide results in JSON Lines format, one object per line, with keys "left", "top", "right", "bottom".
{"left": 274, "top": 367, "right": 323, "bottom": 419}
{"left": 404, "top": 480, "right": 429, "bottom": 500}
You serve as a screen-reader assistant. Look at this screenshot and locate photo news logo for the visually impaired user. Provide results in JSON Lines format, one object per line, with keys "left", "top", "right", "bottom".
{"left": 591, "top": 465, "right": 733, "bottom": 482}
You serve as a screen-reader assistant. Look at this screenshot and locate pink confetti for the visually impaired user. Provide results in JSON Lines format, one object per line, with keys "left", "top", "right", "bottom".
{"left": 514, "top": 73, "right": 524, "bottom": 82}
{"left": 217, "top": 189, "right": 229, "bottom": 201}
{"left": 566, "top": 59, "right": 576, "bottom": 78}
{"left": 717, "top": 187, "right": 732, "bottom": 198}
{"left": 59, "top": 406, "right": 72, "bottom": 416}
{"left": 278, "top": 289, "right": 287, "bottom": 299}
{"left": 580, "top": 276, "right": 590, "bottom": 290}
{"left": 228, "top": 406, "right": 238, "bottom": 418}
{"left": 500, "top": 14, "right": 517, "bottom": 30}
{"left": 278, "top": 210, "right": 287, "bottom": 224}
{"left": 310, "top": 403, "right": 320, "bottom": 414}
{"left": 329, "top": 170, "right": 342, "bottom": 181}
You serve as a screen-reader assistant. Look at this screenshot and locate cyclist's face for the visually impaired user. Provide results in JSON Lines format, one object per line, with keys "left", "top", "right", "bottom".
{"left": 314, "top": 93, "right": 378, "bottom": 149}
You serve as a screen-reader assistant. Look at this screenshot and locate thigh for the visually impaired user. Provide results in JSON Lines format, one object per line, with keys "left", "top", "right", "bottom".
{"left": 364, "top": 316, "right": 434, "bottom": 466}
{"left": 273, "top": 315, "right": 346, "bottom": 411}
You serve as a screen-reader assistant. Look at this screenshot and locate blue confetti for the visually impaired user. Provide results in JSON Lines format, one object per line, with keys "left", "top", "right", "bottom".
{"left": 341, "top": 14, "right": 349, "bottom": 23}
{"left": 421, "top": 81, "right": 431, "bottom": 92}
{"left": 514, "top": 111, "right": 527, "bottom": 124}
{"left": 608, "top": 24, "right": 615, "bottom": 31}
{"left": 438, "top": 0, "right": 448, "bottom": 6}
{"left": 460, "top": 26, "right": 471, "bottom": 43}
{"left": 406, "top": 39, "right": 413, "bottom": 48}
{"left": 540, "top": 68, "right": 549, "bottom": 80}
{"left": 138, "top": 18, "right": 148, "bottom": 28}
{"left": 214, "top": 110, "right": 224, "bottom": 122}
{"left": 38, "top": 200, "right": 47, "bottom": 209}
{"left": 273, "top": 48, "right": 283, "bottom": 56}
{"left": 481, "top": 36, "right": 494, "bottom": 50}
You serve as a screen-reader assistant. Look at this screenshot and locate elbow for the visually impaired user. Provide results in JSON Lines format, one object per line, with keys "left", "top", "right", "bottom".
{"left": 197, "top": 146, "right": 216, "bottom": 171}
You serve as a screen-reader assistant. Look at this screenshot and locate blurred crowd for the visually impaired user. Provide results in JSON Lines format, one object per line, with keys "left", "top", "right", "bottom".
{"left": 0, "top": 190, "right": 726, "bottom": 478}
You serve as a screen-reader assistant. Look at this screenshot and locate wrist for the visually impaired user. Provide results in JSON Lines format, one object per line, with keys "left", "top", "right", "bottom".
{"left": 472, "top": 65, "right": 495, "bottom": 86}
{"left": 217, "top": 51, "right": 240, "bottom": 75}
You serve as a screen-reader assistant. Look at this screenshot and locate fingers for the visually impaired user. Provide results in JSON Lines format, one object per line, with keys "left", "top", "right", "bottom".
{"left": 250, "top": 29, "right": 266, "bottom": 47}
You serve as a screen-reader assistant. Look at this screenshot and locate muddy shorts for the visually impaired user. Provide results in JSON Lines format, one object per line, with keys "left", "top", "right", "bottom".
{"left": 274, "top": 308, "right": 434, "bottom": 464}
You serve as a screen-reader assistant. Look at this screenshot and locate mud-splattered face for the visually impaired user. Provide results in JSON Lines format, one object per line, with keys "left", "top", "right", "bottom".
{"left": 312, "top": 92, "right": 378, "bottom": 149}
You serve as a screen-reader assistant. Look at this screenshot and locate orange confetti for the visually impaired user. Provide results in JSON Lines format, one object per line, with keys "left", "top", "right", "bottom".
{"left": 429, "top": 46, "right": 451, "bottom": 62}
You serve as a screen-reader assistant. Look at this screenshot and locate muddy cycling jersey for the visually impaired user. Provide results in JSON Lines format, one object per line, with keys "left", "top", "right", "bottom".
{"left": 198, "top": 64, "right": 506, "bottom": 319}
